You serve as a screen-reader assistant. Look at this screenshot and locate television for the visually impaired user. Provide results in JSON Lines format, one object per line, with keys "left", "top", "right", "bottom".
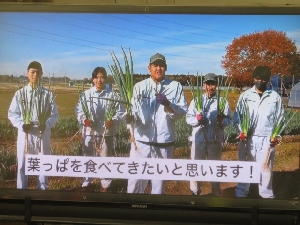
{"left": 1, "top": 2, "right": 300, "bottom": 224}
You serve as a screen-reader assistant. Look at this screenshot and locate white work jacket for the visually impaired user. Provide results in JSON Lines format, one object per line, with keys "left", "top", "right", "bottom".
{"left": 75, "top": 86, "right": 125, "bottom": 136}
{"left": 131, "top": 78, "right": 187, "bottom": 143}
{"left": 8, "top": 84, "right": 59, "bottom": 156}
{"left": 233, "top": 86, "right": 284, "bottom": 137}
{"left": 8, "top": 84, "right": 58, "bottom": 131}
{"left": 186, "top": 94, "right": 232, "bottom": 142}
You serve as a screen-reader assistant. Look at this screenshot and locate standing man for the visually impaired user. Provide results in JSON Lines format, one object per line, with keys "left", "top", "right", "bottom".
{"left": 234, "top": 65, "right": 283, "bottom": 198}
{"left": 75, "top": 67, "right": 124, "bottom": 192}
{"left": 126, "top": 53, "right": 187, "bottom": 194}
{"left": 8, "top": 61, "right": 59, "bottom": 190}
{"left": 186, "top": 73, "right": 231, "bottom": 196}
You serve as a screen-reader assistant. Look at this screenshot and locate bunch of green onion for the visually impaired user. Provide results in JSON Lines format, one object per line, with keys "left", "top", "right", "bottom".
{"left": 236, "top": 99, "right": 251, "bottom": 138}
{"left": 19, "top": 85, "right": 35, "bottom": 125}
{"left": 187, "top": 72, "right": 203, "bottom": 114}
{"left": 35, "top": 83, "right": 56, "bottom": 152}
{"left": 217, "top": 77, "right": 231, "bottom": 116}
{"left": 35, "top": 84, "right": 55, "bottom": 132}
{"left": 108, "top": 47, "right": 137, "bottom": 151}
{"left": 105, "top": 93, "right": 120, "bottom": 122}
{"left": 78, "top": 86, "right": 98, "bottom": 152}
{"left": 98, "top": 93, "right": 120, "bottom": 151}
{"left": 19, "top": 85, "right": 35, "bottom": 154}
{"left": 108, "top": 47, "right": 133, "bottom": 115}
{"left": 265, "top": 109, "right": 296, "bottom": 167}
{"left": 270, "top": 108, "right": 297, "bottom": 142}
{"left": 78, "top": 86, "right": 92, "bottom": 122}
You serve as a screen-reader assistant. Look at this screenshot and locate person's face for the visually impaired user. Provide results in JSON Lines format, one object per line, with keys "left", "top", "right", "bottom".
{"left": 148, "top": 61, "right": 166, "bottom": 83}
{"left": 27, "top": 68, "right": 42, "bottom": 85}
{"left": 204, "top": 81, "right": 217, "bottom": 98}
{"left": 253, "top": 77, "right": 269, "bottom": 93}
{"left": 93, "top": 72, "right": 107, "bottom": 91}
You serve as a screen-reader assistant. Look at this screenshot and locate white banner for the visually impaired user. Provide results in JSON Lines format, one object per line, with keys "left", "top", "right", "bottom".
{"left": 25, "top": 155, "right": 260, "bottom": 183}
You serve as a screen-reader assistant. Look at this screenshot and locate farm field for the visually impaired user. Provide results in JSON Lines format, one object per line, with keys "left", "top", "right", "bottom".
{"left": 0, "top": 82, "right": 299, "bottom": 199}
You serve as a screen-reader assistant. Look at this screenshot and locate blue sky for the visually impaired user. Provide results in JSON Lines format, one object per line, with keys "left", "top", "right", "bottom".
{"left": 0, "top": 13, "right": 299, "bottom": 79}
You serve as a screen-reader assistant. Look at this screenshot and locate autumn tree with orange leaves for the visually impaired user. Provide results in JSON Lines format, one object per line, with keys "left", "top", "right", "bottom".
{"left": 221, "top": 29, "right": 300, "bottom": 87}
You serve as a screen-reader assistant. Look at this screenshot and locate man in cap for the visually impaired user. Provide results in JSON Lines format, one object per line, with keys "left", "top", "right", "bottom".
{"left": 186, "top": 73, "right": 231, "bottom": 196}
{"left": 126, "top": 53, "right": 187, "bottom": 194}
{"left": 234, "top": 65, "right": 284, "bottom": 198}
{"left": 8, "top": 61, "right": 59, "bottom": 189}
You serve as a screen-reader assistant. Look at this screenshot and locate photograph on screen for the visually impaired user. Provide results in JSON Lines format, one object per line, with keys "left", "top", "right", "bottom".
{"left": 0, "top": 12, "right": 299, "bottom": 201}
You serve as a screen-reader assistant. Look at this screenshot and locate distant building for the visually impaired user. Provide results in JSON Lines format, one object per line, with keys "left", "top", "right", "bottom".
{"left": 288, "top": 82, "right": 300, "bottom": 108}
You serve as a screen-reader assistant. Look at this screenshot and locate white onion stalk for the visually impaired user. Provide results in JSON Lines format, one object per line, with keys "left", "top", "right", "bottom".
{"left": 187, "top": 72, "right": 203, "bottom": 115}
{"left": 236, "top": 99, "right": 255, "bottom": 161}
{"left": 98, "top": 93, "right": 120, "bottom": 154}
{"left": 78, "top": 86, "right": 97, "bottom": 152}
{"left": 265, "top": 108, "right": 297, "bottom": 167}
{"left": 19, "top": 84, "right": 35, "bottom": 154}
{"left": 217, "top": 76, "right": 231, "bottom": 118}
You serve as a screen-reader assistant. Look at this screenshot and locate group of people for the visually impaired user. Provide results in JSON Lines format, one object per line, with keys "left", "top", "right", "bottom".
{"left": 8, "top": 54, "right": 283, "bottom": 199}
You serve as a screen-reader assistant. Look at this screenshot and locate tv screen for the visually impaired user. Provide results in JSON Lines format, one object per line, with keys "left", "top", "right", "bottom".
{"left": 0, "top": 3, "right": 300, "bottom": 225}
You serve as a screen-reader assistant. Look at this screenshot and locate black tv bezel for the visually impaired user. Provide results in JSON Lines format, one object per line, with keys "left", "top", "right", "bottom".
{"left": 0, "top": 3, "right": 300, "bottom": 224}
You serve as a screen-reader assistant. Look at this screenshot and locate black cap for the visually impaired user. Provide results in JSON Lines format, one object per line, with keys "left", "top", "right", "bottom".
{"left": 252, "top": 66, "right": 271, "bottom": 81}
{"left": 203, "top": 73, "right": 217, "bottom": 83}
{"left": 150, "top": 53, "right": 166, "bottom": 66}
{"left": 27, "top": 61, "right": 43, "bottom": 73}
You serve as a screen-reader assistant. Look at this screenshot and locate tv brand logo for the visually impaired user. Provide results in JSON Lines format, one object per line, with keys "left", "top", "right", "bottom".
{"left": 132, "top": 204, "right": 148, "bottom": 209}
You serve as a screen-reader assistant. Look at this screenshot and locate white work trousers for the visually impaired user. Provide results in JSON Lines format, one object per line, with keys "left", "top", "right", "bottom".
{"left": 235, "top": 136, "right": 275, "bottom": 198}
{"left": 17, "top": 128, "right": 51, "bottom": 190}
{"left": 190, "top": 141, "right": 223, "bottom": 195}
{"left": 127, "top": 141, "right": 173, "bottom": 194}
{"left": 82, "top": 135, "right": 113, "bottom": 188}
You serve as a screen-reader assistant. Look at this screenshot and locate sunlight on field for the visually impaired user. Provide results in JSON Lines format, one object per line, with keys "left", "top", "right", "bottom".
{"left": 0, "top": 85, "right": 240, "bottom": 120}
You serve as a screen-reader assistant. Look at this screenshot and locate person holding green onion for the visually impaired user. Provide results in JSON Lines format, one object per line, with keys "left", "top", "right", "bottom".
{"left": 8, "top": 61, "right": 59, "bottom": 190}
{"left": 186, "top": 73, "right": 231, "bottom": 197}
{"left": 234, "top": 65, "right": 284, "bottom": 199}
{"left": 126, "top": 53, "right": 187, "bottom": 194}
{"left": 75, "top": 67, "right": 125, "bottom": 192}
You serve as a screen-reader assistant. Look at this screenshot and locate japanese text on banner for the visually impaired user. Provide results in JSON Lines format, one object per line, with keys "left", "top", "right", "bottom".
{"left": 25, "top": 155, "right": 260, "bottom": 183}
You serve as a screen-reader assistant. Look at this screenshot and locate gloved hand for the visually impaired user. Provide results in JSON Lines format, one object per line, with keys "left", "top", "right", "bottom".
{"left": 196, "top": 113, "right": 203, "bottom": 121}
{"left": 22, "top": 123, "right": 33, "bottom": 133}
{"left": 239, "top": 132, "right": 247, "bottom": 141}
{"left": 38, "top": 123, "right": 46, "bottom": 134}
{"left": 156, "top": 93, "right": 170, "bottom": 106}
{"left": 217, "top": 114, "right": 224, "bottom": 123}
{"left": 105, "top": 120, "right": 114, "bottom": 129}
{"left": 270, "top": 139, "right": 279, "bottom": 147}
{"left": 84, "top": 119, "right": 93, "bottom": 127}
{"left": 196, "top": 113, "right": 204, "bottom": 125}
{"left": 125, "top": 114, "right": 134, "bottom": 124}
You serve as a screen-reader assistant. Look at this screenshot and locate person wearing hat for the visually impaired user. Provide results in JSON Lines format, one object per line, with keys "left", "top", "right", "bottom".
{"left": 186, "top": 73, "right": 231, "bottom": 196}
{"left": 234, "top": 65, "right": 284, "bottom": 198}
{"left": 126, "top": 53, "right": 187, "bottom": 194}
{"left": 8, "top": 61, "right": 59, "bottom": 189}
{"left": 75, "top": 67, "right": 125, "bottom": 192}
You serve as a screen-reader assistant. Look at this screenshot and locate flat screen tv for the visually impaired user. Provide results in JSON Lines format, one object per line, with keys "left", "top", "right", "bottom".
{"left": 0, "top": 2, "right": 300, "bottom": 225}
